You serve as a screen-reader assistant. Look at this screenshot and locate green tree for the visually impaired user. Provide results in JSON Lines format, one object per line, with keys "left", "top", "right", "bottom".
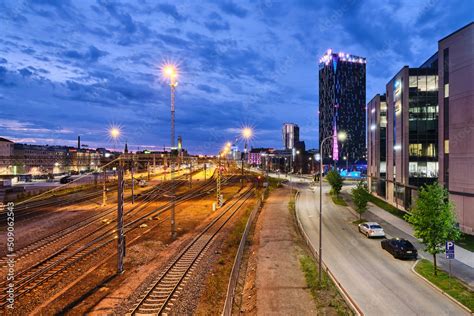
{"left": 405, "top": 183, "right": 460, "bottom": 275}
{"left": 351, "top": 181, "right": 369, "bottom": 220}
{"left": 326, "top": 169, "right": 343, "bottom": 197}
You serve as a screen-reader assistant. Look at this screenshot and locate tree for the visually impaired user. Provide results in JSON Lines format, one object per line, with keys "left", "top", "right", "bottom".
{"left": 351, "top": 181, "right": 369, "bottom": 220}
{"left": 326, "top": 169, "right": 343, "bottom": 197}
{"left": 405, "top": 183, "right": 460, "bottom": 275}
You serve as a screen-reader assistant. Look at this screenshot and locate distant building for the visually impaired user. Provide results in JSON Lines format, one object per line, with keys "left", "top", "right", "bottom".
{"left": 0, "top": 137, "right": 14, "bottom": 175}
{"left": 319, "top": 49, "right": 366, "bottom": 164}
{"left": 282, "top": 123, "right": 300, "bottom": 149}
{"left": 248, "top": 148, "right": 269, "bottom": 166}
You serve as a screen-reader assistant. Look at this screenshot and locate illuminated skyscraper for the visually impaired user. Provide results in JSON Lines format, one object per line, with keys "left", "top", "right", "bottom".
{"left": 319, "top": 49, "right": 366, "bottom": 163}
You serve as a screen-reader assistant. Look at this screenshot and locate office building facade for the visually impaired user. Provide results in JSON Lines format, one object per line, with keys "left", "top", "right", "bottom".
{"left": 438, "top": 23, "right": 474, "bottom": 234}
{"left": 319, "top": 49, "right": 366, "bottom": 163}
{"left": 367, "top": 23, "right": 473, "bottom": 234}
{"left": 384, "top": 64, "right": 439, "bottom": 209}
{"left": 367, "top": 94, "right": 387, "bottom": 197}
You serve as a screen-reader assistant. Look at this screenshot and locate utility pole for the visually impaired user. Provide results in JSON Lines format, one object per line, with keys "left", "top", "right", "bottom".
{"left": 189, "top": 158, "right": 192, "bottom": 188}
{"left": 117, "top": 160, "right": 125, "bottom": 274}
{"left": 102, "top": 168, "right": 107, "bottom": 206}
{"left": 217, "top": 157, "right": 222, "bottom": 208}
{"left": 131, "top": 159, "right": 135, "bottom": 204}
{"left": 241, "top": 155, "right": 244, "bottom": 189}
{"left": 170, "top": 79, "right": 177, "bottom": 239}
{"left": 147, "top": 162, "right": 150, "bottom": 181}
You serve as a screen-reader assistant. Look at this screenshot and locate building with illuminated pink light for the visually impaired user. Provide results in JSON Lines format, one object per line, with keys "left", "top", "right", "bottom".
{"left": 319, "top": 49, "right": 366, "bottom": 164}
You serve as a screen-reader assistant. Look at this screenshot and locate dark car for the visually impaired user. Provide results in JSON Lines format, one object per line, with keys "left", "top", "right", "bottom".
{"left": 381, "top": 238, "right": 418, "bottom": 260}
{"left": 60, "top": 176, "right": 73, "bottom": 184}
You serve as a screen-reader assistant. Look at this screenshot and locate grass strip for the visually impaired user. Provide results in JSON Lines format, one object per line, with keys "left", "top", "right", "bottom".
{"left": 415, "top": 259, "right": 474, "bottom": 312}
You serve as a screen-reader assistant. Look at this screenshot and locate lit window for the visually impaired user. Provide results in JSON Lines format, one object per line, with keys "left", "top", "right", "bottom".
{"left": 444, "top": 140, "right": 449, "bottom": 154}
{"left": 444, "top": 83, "right": 449, "bottom": 98}
{"left": 418, "top": 76, "right": 427, "bottom": 91}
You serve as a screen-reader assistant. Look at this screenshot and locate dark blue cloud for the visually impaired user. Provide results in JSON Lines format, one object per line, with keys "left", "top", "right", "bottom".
{"left": 218, "top": 1, "right": 248, "bottom": 18}
{"left": 157, "top": 3, "right": 186, "bottom": 22}
{"left": 197, "top": 84, "right": 220, "bottom": 94}
{"left": 62, "top": 45, "right": 108, "bottom": 63}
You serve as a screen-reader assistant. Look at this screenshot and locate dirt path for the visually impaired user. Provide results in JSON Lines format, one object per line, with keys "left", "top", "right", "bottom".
{"left": 245, "top": 187, "right": 316, "bottom": 315}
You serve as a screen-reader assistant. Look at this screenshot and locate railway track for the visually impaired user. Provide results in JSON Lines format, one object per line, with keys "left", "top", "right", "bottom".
{"left": 0, "top": 167, "right": 191, "bottom": 222}
{"left": 129, "top": 187, "right": 253, "bottom": 315}
{"left": 0, "top": 174, "right": 233, "bottom": 309}
{"left": 0, "top": 178, "right": 188, "bottom": 268}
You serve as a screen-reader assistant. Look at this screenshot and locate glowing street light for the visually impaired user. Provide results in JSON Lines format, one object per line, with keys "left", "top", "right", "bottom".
{"left": 242, "top": 127, "right": 252, "bottom": 140}
{"left": 109, "top": 127, "right": 121, "bottom": 140}
{"left": 162, "top": 64, "right": 178, "bottom": 81}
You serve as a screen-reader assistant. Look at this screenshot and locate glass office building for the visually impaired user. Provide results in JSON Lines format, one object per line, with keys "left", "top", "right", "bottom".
{"left": 385, "top": 60, "right": 438, "bottom": 210}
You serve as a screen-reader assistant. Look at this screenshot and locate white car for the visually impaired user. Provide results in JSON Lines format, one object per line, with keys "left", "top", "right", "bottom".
{"left": 358, "top": 222, "right": 385, "bottom": 238}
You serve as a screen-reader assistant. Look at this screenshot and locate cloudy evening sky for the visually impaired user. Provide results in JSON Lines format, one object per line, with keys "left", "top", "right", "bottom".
{"left": 0, "top": 0, "right": 472, "bottom": 153}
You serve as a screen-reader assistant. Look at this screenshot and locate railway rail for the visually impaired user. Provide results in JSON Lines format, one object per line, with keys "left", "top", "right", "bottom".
{"left": 0, "top": 174, "right": 234, "bottom": 309}
{"left": 130, "top": 187, "right": 253, "bottom": 315}
{"left": 0, "top": 177, "right": 188, "bottom": 268}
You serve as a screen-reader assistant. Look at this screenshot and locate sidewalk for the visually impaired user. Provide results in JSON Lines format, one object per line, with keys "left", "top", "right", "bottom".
{"left": 254, "top": 187, "right": 316, "bottom": 315}
{"left": 341, "top": 188, "right": 474, "bottom": 288}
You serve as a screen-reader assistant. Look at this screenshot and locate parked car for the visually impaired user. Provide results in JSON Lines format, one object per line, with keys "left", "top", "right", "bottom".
{"left": 139, "top": 180, "right": 147, "bottom": 187}
{"left": 60, "top": 176, "right": 73, "bottom": 184}
{"left": 381, "top": 238, "right": 418, "bottom": 259}
{"left": 358, "top": 222, "right": 385, "bottom": 238}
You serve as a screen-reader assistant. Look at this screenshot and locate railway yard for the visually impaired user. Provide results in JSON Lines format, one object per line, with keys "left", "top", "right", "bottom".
{"left": 1, "top": 165, "right": 262, "bottom": 315}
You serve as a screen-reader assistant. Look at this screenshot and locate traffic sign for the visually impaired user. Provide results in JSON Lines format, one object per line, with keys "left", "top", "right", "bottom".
{"left": 446, "top": 241, "right": 455, "bottom": 259}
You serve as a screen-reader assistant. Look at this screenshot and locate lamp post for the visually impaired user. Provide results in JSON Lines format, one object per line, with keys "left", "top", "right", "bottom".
{"left": 241, "top": 127, "right": 252, "bottom": 188}
{"left": 318, "top": 131, "right": 347, "bottom": 285}
{"left": 163, "top": 64, "right": 178, "bottom": 239}
{"left": 104, "top": 127, "right": 121, "bottom": 206}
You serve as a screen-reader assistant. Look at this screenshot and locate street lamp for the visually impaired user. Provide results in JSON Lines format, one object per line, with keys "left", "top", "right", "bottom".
{"left": 318, "top": 131, "right": 347, "bottom": 285}
{"left": 241, "top": 127, "right": 253, "bottom": 188}
{"left": 163, "top": 63, "right": 178, "bottom": 239}
{"left": 109, "top": 127, "right": 120, "bottom": 140}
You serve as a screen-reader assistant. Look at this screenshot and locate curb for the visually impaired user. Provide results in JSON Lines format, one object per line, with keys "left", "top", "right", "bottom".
{"left": 294, "top": 191, "right": 364, "bottom": 316}
{"left": 411, "top": 260, "right": 473, "bottom": 314}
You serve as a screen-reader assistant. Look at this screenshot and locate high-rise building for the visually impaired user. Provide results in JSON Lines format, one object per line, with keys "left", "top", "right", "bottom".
{"left": 319, "top": 49, "right": 366, "bottom": 163}
{"left": 282, "top": 123, "right": 300, "bottom": 149}
{"left": 438, "top": 22, "right": 474, "bottom": 234}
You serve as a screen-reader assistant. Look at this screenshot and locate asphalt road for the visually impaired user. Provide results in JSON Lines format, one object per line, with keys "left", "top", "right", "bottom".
{"left": 296, "top": 183, "right": 468, "bottom": 316}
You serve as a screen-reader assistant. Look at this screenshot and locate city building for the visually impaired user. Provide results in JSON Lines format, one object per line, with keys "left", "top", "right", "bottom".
{"left": 282, "top": 123, "right": 300, "bottom": 149}
{"left": 248, "top": 148, "right": 273, "bottom": 166}
{"left": 438, "top": 22, "right": 474, "bottom": 234}
{"left": 367, "top": 23, "right": 474, "bottom": 234}
{"left": 385, "top": 60, "right": 439, "bottom": 210}
{"left": 319, "top": 49, "right": 366, "bottom": 164}
{"left": 0, "top": 137, "right": 14, "bottom": 175}
{"left": 367, "top": 94, "right": 387, "bottom": 197}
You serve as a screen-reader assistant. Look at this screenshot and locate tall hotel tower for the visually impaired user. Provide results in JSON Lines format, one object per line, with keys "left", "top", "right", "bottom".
{"left": 319, "top": 49, "right": 366, "bottom": 164}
